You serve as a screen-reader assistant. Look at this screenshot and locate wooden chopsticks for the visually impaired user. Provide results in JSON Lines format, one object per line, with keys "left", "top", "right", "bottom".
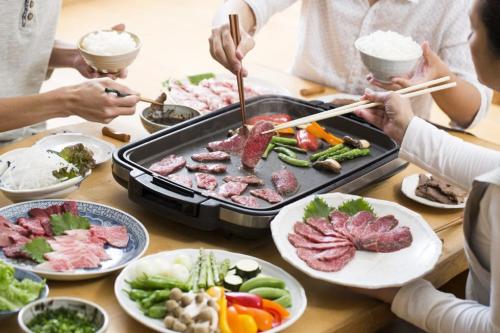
{"left": 433, "top": 215, "right": 464, "bottom": 233}
{"left": 264, "top": 76, "right": 455, "bottom": 133}
{"left": 104, "top": 88, "right": 164, "bottom": 107}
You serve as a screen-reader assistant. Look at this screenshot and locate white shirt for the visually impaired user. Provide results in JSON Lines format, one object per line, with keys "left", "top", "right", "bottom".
{"left": 392, "top": 117, "right": 500, "bottom": 332}
{"left": 0, "top": 1, "right": 61, "bottom": 142}
{"left": 244, "top": 0, "right": 492, "bottom": 128}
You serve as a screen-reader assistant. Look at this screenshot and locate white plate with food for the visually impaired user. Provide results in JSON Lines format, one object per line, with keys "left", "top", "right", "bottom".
{"left": 271, "top": 193, "right": 442, "bottom": 289}
{"left": 0, "top": 147, "right": 93, "bottom": 202}
{"left": 163, "top": 72, "right": 291, "bottom": 114}
{"left": 35, "top": 133, "right": 115, "bottom": 165}
{"left": 0, "top": 200, "right": 149, "bottom": 281}
{"left": 314, "top": 93, "right": 361, "bottom": 106}
{"left": 401, "top": 173, "right": 467, "bottom": 209}
{"left": 115, "top": 248, "right": 306, "bottom": 333}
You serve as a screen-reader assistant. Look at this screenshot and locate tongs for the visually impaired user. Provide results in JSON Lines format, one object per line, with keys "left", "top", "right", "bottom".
{"left": 229, "top": 14, "right": 249, "bottom": 135}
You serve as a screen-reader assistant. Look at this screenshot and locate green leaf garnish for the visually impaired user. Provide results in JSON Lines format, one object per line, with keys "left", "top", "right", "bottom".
{"left": 303, "top": 196, "right": 334, "bottom": 220}
{"left": 57, "top": 143, "right": 95, "bottom": 177}
{"left": 187, "top": 72, "right": 215, "bottom": 85}
{"left": 23, "top": 238, "right": 53, "bottom": 263}
{"left": 336, "top": 198, "right": 375, "bottom": 216}
{"left": 50, "top": 212, "right": 90, "bottom": 236}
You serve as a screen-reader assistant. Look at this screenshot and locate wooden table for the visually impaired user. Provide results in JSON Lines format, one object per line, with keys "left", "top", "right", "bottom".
{"left": 3, "top": 69, "right": 500, "bottom": 333}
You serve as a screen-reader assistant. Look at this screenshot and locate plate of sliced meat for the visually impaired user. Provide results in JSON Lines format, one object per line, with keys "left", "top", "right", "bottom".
{"left": 271, "top": 193, "right": 442, "bottom": 288}
{"left": 0, "top": 200, "right": 149, "bottom": 281}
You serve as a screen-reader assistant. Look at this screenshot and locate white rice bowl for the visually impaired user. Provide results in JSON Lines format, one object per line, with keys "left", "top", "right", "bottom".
{"left": 355, "top": 30, "right": 422, "bottom": 61}
{"left": 81, "top": 30, "right": 137, "bottom": 56}
{"left": 0, "top": 147, "right": 78, "bottom": 191}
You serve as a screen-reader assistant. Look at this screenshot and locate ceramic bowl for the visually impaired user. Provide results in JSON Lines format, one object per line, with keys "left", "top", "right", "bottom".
{"left": 355, "top": 38, "right": 422, "bottom": 83}
{"left": 18, "top": 297, "right": 109, "bottom": 333}
{"left": 140, "top": 104, "right": 201, "bottom": 133}
{"left": 0, "top": 268, "right": 48, "bottom": 319}
{"left": 78, "top": 30, "right": 141, "bottom": 74}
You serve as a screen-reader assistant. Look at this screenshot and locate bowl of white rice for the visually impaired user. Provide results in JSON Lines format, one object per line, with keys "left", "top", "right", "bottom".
{"left": 355, "top": 30, "right": 422, "bottom": 83}
{"left": 78, "top": 29, "right": 141, "bottom": 74}
{"left": 0, "top": 148, "right": 90, "bottom": 202}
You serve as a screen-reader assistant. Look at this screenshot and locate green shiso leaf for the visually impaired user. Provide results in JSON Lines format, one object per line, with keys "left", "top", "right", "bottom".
{"left": 336, "top": 198, "right": 375, "bottom": 216}
{"left": 303, "top": 196, "right": 334, "bottom": 221}
{"left": 50, "top": 212, "right": 90, "bottom": 236}
{"left": 23, "top": 238, "right": 53, "bottom": 263}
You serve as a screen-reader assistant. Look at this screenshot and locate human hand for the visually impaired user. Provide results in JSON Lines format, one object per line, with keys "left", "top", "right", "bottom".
{"left": 350, "top": 286, "right": 400, "bottom": 304}
{"left": 354, "top": 89, "right": 415, "bottom": 144}
{"left": 60, "top": 78, "right": 139, "bottom": 123}
{"left": 209, "top": 23, "right": 255, "bottom": 76}
{"left": 367, "top": 42, "right": 450, "bottom": 91}
{"left": 73, "top": 24, "right": 129, "bottom": 79}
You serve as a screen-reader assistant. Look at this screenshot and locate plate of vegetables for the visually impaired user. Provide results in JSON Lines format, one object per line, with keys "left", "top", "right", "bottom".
{"left": 115, "top": 249, "right": 306, "bottom": 333}
{"left": 0, "top": 260, "right": 48, "bottom": 319}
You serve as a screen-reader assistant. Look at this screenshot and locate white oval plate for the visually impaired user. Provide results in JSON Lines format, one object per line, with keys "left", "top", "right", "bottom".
{"left": 314, "top": 93, "right": 361, "bottom": 103}
{"left": 271, "top": 193, "right": 442, "bottom": 289}
{"left": 401, "top": 174, "right": 466, "bottom": 209}
{"left": 0, "top": 200, "right": 149, "bottom": 281}
{"left": 115, "top": 249, "right": 307, "bottom": 333}
{"left": 34, "top": 133, "right": 115, "bottom": 165}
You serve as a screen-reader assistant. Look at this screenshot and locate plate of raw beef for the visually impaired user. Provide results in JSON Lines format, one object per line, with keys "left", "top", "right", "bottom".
{"left": 271, "top": 193, "right": 442, "bottom": 288}
{"left": 0, "top": 200, "right": 149, "bottom": 281}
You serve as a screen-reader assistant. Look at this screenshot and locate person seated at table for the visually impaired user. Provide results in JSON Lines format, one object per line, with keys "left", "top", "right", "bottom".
{"left": 0, "top": 2, "right": 139, "bottom": 144}
{"left": 352, "top": 0, "right": 500, "bottom": 331}
{"left": 209, "top": 0, "right": 491, "bottom": 129}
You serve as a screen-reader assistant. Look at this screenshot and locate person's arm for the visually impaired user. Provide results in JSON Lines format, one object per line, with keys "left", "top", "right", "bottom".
{"left": 391, "top": 185, "right": 500, "bottom": 333}
{"left": 399, "top": 117, "right": 500, "bottom": 190}
{"left": 0, "top": 78, "right": 139, "bottom": 132}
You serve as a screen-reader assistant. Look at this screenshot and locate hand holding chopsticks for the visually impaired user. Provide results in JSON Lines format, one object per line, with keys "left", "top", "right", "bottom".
{"left": 264, "top": 76, "right": 456, "bottom": 133}
{"left": 104, "top": 88, "right": 164, "bottom": 107}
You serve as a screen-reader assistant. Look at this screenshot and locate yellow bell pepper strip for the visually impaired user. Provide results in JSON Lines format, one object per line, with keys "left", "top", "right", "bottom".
{"left": 233, "top": 303, "right": 274, "bottom": 331}
{"left": 208, "top": 287, "right": 232, "bottom": 333}
{"left": 227, "top": 306, "right": 258, "bottom": 333}
{"left": 306, "top": 121, "right": 344, "bottom": 146}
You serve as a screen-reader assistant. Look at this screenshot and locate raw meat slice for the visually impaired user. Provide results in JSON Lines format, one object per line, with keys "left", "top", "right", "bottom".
{"left": 38, "top": 217, "right": 53, "bottom": 237}
{"left": 241, "top": 121, "right": 274, "bottom": 169}
{"left": 195, "top": 173, "right": 217, "bottom": 190}
{"left": 17, "top": 218, "right": 45, "bottom": 236}
{"left": 250, "top": 188, "right": 283, "bottom": 204}
{"left": 191, "top": 151, "right": 230, "bottom": 162}
{"left": 297, "top": 247, "right": 355, "bottom": 272}
{"left": 305, "top": 217, "right": 347, "bottom": 239}
{"left": 167, "top": 174, "right": 193, "bottom": 188}
{"left": 328, "top": 211, "right": 353, "bottom": 240}
{"left": 89, "top": 225, "right": 129, "bottom": 248}
{"left": 218, "top": 181, "right": 248, "bottom": 198}
{"left": 62, "top": 229, "right": 106, "bottom": 246}
{"left": 48, "top": 237, "right": 110, "bottom": 261}
{"left": 356, "top": 226, "right": 413, "bottom": 253}
{"left": 288, "top": 234, "right": 352, "bottom": 250}
{"left": 0, "top": 229, "right": 29, "bottom": 248}
{"left": 0, "top": 217, "right": 29, "bottom": 236}
{"left": 362, "top": 215, "right": 398, "bottom": 236}
{"left": 207, "top": 133, "right": 247, "bottom": 154}
{"left": 346, "top": 211, "right": 375, "bottom": 238}
{"left": 223, "top": 175, "right": 264, "bottom": 186}
{"left": 45, "top": 250, "right": 101, "bottom": 269}
{"left": 294, "top": 223, "right": 348, "bottom": 244}
{"left": 149, "top": 155, "right": 186, "bottom": 176}
{"left": 271, "top": 169, "right": 298, "bottom": 196}
{"left": 186, "top": 163, "right": 227, "bottom": 174}
{"left": 37, "top": 258, "right": 72, "bottom": 272}
{"left": 28, "top": 208, "right": 50, "bottom": 219}
{"left": 312, "top": 245, "right": 354, "bottom": 261}
{"left": 63, "top": 201, "right": 79, "bottom": 216}
{"left": 3, "top": 243, "right": 29, "bottom": 258}
{"left": 231, "top": 195, "right": 259, "bottom": 208}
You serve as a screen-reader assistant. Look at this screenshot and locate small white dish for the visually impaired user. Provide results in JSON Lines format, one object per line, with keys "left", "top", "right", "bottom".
{"left": 18, "top": 297, "right": 109, "bottom": 333}
{"left": 401, "top": 173, "right": 466, "bottom": 209}
{"left": 115, "top": 249, "right": 307, "bottom": 333}
{"left": 271, "top": 193, "right": 442, "bottom": 289}
{"left": 35, "top": 133, "right": 115, "bottom": 165}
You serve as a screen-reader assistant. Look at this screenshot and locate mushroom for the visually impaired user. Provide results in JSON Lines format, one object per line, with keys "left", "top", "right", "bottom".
{"left": 170, "top": 288, "right": 184, "bottom": 302}
{"left": 194, "top": 306, "right": 218, "bottom": 332}
{"left": 343, "top": 136, "right": 370, "bottom": 149}
{"left": 192, "top": 322, "right": 210, "bottom": 333}
{"left": 180, "top": 312, "right": 194, "bottom": 325}
{"left": 172, "top": 319, "right": 187, "bottom": 332}
{"left": 173, "top": 306, "right": 184, "bottom": 318}
{"left": 166, "top": 300, "right": 179, "bottom": 312}
{"left": 164, "top": 316, "right": 176, "bottom": 329}
{"left": 195, "top": 293, "right": 205, "bottom": 304}
{"left": 313, "top": 158, "right": 342, "bottom": 173}
{"left": 181, "top": 294, "right": 194, "bottom": 307}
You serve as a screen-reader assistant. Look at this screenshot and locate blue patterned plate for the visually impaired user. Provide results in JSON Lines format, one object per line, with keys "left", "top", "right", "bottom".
{"left": 0, "top": 267, "right": 49, "bottom": 319}
{"left": 0, "top": 200, "right": 149, "bottom": 281}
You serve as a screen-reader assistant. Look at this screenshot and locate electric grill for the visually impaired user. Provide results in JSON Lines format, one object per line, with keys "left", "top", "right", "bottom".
{"left": 112, "top": 95, "right": 406, "bottom": 237}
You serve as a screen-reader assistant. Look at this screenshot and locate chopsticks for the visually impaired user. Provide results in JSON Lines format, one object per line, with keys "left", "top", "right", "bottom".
{"left": 104, "top": 88, "right": 164, "bottom": 107}
{"left": 433, "top": 215, "right": 463, "bottom": 233}
{"left": 264, "top": 76, "right": 455, "bottom": 133}
{"left": 229, "top": 14, "right": 247, "bottom": 128}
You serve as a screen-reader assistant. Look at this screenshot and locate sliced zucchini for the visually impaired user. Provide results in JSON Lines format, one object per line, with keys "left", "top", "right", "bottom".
{"left": 235, "top": 259, "right": 261, "bottom": 280}
{"left": 224, "top": 274, "right": 243, "bottom": 292}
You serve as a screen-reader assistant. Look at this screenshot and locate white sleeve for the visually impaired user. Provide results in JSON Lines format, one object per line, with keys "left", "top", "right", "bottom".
{"left": 391, "top": 185, "right": 500, "bottom": 333}
{"left": 400, "top": 117, "right": 500, "bottom": 190}
{"left": 243, "top": 0, "right": 297, "bottom": 32}
{"left": 438, "top": 0, "right": 492, "bottom": 129}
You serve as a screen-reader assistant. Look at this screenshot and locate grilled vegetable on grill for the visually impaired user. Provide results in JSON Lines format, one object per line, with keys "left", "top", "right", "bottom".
{"left": 313, "top": 158, "right": 342, "bottom": 173}
{"left": 343, "top": 136, "right": 371, "bottom": 149}
{"left": 277, "top": 154, "right": 311, "bottom": 168}
{"left": 296, "top": 129, "right": 320, "bottom": 151}
{"left": 310, "top": 144, "right": 345, "bottom": 161}
{"left": 306, "top": 122, "right": 343, "bottom": 146}
{"left": 329, "top": 148, "right": 371, "bottom": 162}
{"left": 271, "top": 136, "right": 298, "bottom": 146}
{"left": 273, "top": 146, "right": 296, "bottom": 158}
{"left": 274, "top": 143, "right": 307, "bottom": 154}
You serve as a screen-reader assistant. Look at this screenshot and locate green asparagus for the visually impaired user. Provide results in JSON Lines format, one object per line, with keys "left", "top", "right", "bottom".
{"left": 310, "top": 144, "right": 345, "bottom": 161}
{"left": 329, "top": 148, "right": 370, "bottom": 162}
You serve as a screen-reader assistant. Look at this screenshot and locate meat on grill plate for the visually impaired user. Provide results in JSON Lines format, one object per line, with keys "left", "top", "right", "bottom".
{"left": 149, "top": 154, "right": 186, "bottom": 176}
{"left": 186, "top": 163, "right": 227, "bottom": 174}
{"left": 271, "top": 169, "right": 298, "bottom": 196}
{"left": 241, "top": 121, "right": 274, "bottom": 169}
{"left": 191, "top": 151, "right": 230, "bottom": 163}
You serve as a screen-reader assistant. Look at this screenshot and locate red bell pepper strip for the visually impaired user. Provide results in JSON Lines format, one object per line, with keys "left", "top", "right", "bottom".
{"left": 246, "top": 114, "right": 293, "bottom": 126}
{"left": 226, "top": 293, "right": 263, "bottom": 309}
{"left": 233, "top": 304, "right": 274, "bottom": 331}
{"left": 296, "top": 129, "right": 320, "bottom": 151}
